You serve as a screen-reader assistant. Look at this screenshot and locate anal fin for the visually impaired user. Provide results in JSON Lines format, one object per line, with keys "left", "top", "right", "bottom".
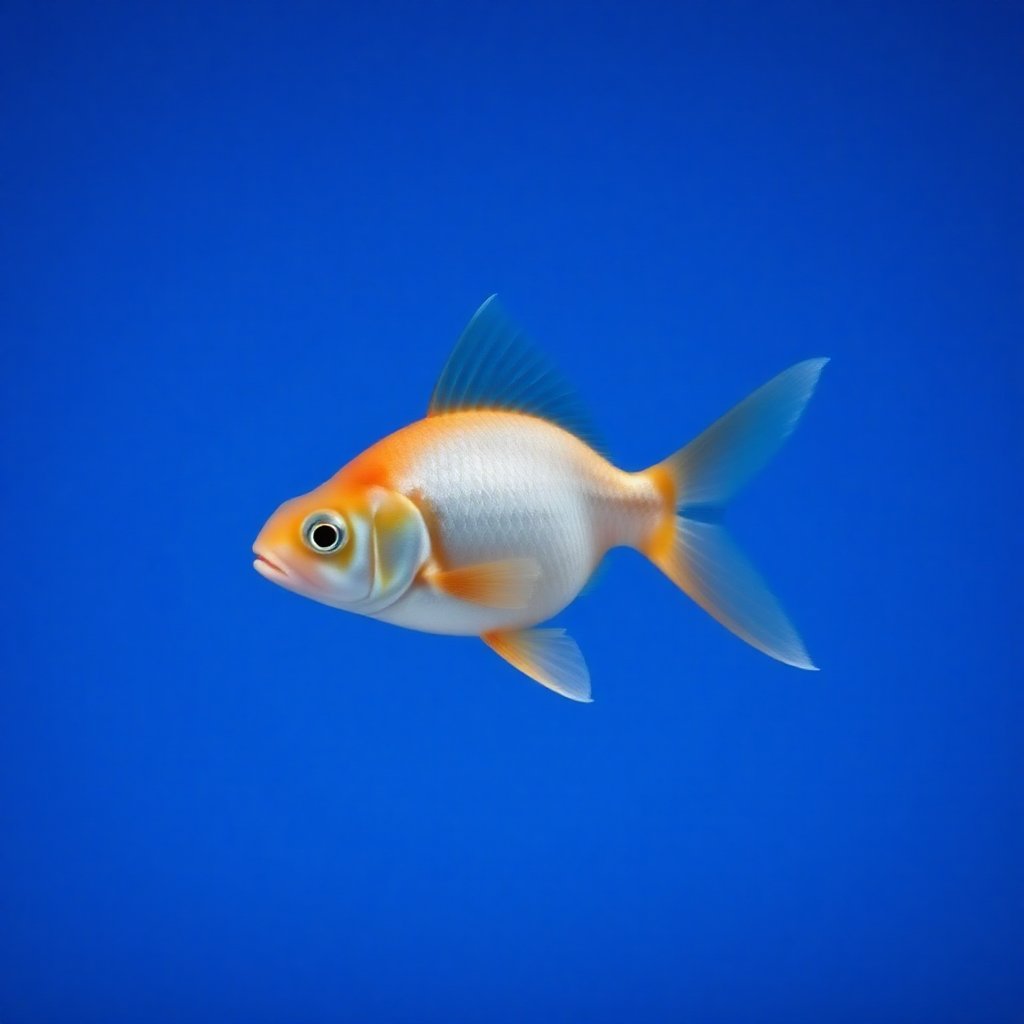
{"left": 426, "top": 558, "right": 540, "bottom": 609}
{"left": 482, "top": 628, "right": 592, "bottom": 702}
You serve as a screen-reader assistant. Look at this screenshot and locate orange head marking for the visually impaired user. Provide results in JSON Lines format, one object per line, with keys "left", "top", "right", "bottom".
{"left": 253, "top": 478, "right": 431, "bottom": 615}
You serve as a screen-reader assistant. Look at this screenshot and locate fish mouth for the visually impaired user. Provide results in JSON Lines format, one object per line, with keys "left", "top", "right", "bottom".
{"left": 253, "top": 549, "right": 289, "bottom": 580}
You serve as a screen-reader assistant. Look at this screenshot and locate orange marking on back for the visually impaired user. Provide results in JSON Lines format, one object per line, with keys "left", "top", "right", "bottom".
{"left": 331, "top": 415, "right": 473, "bottom": 490}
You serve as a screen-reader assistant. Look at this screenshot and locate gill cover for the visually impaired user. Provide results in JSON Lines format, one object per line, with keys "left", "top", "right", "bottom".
{"left": 363, "top": 487, "right": 431, "bottom": 614}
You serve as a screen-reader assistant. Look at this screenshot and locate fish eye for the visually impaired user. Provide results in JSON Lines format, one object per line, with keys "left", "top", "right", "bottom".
{"left": 301, "top": 511, "right": 348, "bottom": 554}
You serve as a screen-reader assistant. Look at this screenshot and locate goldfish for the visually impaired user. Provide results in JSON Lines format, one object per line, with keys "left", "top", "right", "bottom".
{"left": 253, "top": 296, "right": 827, "bottom": 701}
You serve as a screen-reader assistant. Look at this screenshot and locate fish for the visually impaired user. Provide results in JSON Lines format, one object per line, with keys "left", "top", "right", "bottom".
{"left": 253, "top": 296, "right": 828, "bottom": 702}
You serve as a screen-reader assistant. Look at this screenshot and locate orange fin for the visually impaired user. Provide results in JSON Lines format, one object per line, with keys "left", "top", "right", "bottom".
{"left": 426, "top": 558, "right": 540, "bottom": 609}
{"left": 482, "top": 628, "right": 592, "bottom": 702}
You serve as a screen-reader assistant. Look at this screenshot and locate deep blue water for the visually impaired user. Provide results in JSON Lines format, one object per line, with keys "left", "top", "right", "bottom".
{"left": 2, "top": 4, "right": 1020, "bottom": 1022}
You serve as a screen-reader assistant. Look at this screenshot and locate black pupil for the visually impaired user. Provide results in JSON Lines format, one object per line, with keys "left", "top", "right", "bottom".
{"left": 311, "top": 522, "right": 339, "bottom": 550}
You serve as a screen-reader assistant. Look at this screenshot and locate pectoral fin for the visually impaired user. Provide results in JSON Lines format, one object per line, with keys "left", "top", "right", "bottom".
{"left": 426, "top": 558, "right": 540, "bottom": 609}
{"left": 482, "top": 628, "right": 592, "bottom": 702}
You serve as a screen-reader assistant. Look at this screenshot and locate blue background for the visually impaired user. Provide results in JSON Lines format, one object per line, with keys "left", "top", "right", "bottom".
{"left": 2, "top": 3, "right": 1020, "bottom": 1021}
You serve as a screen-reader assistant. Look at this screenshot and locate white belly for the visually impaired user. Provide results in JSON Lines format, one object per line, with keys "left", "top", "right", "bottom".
{"left": 365, "top": 412, "right": 658, "bottom": 636}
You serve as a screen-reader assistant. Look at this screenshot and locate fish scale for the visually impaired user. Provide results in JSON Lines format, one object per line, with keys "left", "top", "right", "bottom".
{"left": 367, "top": 410, "right": 657, "bottom": 637}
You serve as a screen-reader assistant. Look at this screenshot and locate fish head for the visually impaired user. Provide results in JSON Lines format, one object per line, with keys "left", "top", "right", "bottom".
{"left": 253, "top": 482, "right": 430, "bottom": 614}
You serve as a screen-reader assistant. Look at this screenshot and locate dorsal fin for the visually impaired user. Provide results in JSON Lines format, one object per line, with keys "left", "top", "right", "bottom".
{"left": 428, "top": 296, "right": 603, "bottom": 452}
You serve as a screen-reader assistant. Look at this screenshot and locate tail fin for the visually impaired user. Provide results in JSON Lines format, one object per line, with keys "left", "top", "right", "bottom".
{"left": 641, "top": 359, "right": 828, "bottom": 670}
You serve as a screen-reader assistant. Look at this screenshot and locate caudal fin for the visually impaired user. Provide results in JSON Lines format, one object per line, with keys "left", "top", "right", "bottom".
{"left": 641, "top": 359, "right": 828, "bottom": 670}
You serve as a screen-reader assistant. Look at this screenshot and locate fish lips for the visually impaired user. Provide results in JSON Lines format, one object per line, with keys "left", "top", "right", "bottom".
{"left": 252, "top": 549, "right": 290, "bottom": 581}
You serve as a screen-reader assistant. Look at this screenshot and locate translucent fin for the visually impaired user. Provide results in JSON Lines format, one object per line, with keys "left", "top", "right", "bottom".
{"left": 426, "top": 558, "right": 540, "bottom": 609}
{"left": 665, "top": 358, "right": 829, "bottom": 510}
{"left": 641, "top": 358, "right": 827, "bottom": 669}
{"left": 651, "top": 517, "right": 816, "bottom": 670}
{"left": 482, "top": 628, "right": 593, "bottom": 702}
{"left": 429, "top": 296, "right": 603, "bottom": 452}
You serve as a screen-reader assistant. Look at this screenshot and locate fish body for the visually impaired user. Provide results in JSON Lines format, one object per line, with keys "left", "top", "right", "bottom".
{"left": 254, "top": 297, "right": 827, "bottom": 701}
{"left": 341, "top": 410, "right": 659, "bottom": 636}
